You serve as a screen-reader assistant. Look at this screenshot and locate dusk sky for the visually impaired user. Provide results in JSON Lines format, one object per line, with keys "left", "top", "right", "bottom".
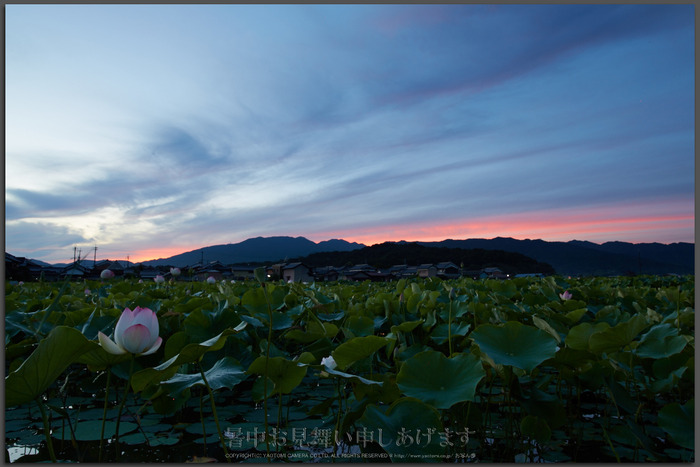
{"left": 6, "top": 4, "right": 695, "bottom": 264}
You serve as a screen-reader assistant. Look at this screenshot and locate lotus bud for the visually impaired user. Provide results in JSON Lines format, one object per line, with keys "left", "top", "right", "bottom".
{"left": 206, "top": 276, "right": 216, "bottom": 284}
{"left": 559, "top": 290, "right": 572, "bottom": 301}
{"left": 154, "top": 275, "right": 165, "bottom": 284}
{"left": 170, "top": 267, "right": 181, "bottom": 276}
{"left": 98, "top": 306, "right": 162, "bottom": 356}
{"left": 101, "top": 269, "right": 115, "bottom": 280}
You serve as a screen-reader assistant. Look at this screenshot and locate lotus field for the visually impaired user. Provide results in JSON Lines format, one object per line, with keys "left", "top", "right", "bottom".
{"left": 5, "top": 272, "right": 694, "bottom": 462}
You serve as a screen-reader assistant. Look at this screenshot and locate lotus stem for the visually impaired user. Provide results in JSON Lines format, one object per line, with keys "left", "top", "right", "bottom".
{"left": 114, "top": 356, "right": 135, "bottom": 460}
{"left": 448, "top": 295, "right": 454, "bottom": 357}
{"left": 198, "top": 362, "right": 230, "bottom": 462}
{"left": 260, "top": 280, "right": 273, "bottom": 460}
{"left": 98, "top": 368, "right": 111, "bottom": 462}
{"left": 36, "top": 397, "right": 57, "bottom": 463}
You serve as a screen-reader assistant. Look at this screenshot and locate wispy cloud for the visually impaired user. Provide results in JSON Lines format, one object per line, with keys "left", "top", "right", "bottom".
{"left": 5, "top": 4, "right": 694, "bottom": 263}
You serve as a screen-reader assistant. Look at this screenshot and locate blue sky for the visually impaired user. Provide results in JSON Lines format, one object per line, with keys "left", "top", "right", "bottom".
{"left": 5, "top": 4, "right": 695, "bottom": 263}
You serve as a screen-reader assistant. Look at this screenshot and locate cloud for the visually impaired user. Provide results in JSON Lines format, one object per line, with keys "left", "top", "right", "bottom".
{"left": 6, "top": 221, "right": 89, "bottom": 259}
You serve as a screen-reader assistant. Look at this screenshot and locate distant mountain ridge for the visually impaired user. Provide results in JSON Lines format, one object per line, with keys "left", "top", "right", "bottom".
{"left": 417, "top": 237, "right": 694, "bottom": 276}
{"left": 139, "top": 235, "right": 693, "bottom": 276}
{"left": 141, "top": 236, "right": 364, "bottom": 267}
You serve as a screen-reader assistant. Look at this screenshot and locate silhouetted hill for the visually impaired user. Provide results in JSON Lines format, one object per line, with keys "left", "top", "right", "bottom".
{"left": 138, "top": 235, "right": 693, "bottom": 276}
{"left": 420, "top": 238, "right": 693, "bottom": 276}
{"left": 293, "top": 241, "right": 555, "bottom": 274}
{"left": 141, "top": 236, "right": 364, "bottom": 267}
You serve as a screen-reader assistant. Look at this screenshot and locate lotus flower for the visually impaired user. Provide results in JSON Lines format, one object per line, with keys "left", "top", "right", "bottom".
{"left": 321, "top": 355, "right": 337, "bottom": 370}
{"left": 98, "top": 307, "right": 162, "bottom": 356}
{"left": 85, "top": 288, "right": 91, "bottom": 296}
{"left": 170, "top": 267, "right": 181, "bottom": 276}
{"left": 154, "top": 275, "right": 165, "bottom": 284}
{"left": 560, "top": 290, "right": 572, "bottom": 301}
{"left": 101, "top": 269, "right": 115, "bottom": 280}
{"left": 206, "top": 276, "right": 216, "bottom": 284}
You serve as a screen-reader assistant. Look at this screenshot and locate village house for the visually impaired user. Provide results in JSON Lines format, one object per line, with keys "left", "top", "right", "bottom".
{"left": 281, "top": 262, "right": 313, "bottom": 283}
{"left": 417, "top": 264, "right": 437, "bottom": 278}
{"left": 436, "top": 262, "right": 461, "bottom": 279}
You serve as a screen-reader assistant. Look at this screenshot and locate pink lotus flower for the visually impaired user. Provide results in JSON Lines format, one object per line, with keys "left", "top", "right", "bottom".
{"left": 170, "top": 267, "right": 181, "bottom": 276}
{"left": 560, "top": 290, "right": 572, "bottom": 301}
{"left": 98, "top": 307, "right": 162, "bottom": 356}
{"left": 100, "top": 269, "right": 115, "bottom": 280}
{"left": 206, "top": 276, "right": 216, "bottom": 284}
{"left": 85, "top": 288, "right": 91, "bottom": 296}
{"left": 154, "top": 275, "right": 165, "bottom": 284}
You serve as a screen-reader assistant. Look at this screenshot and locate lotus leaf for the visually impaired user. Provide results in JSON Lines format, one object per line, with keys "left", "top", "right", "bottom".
{"left": 6, "top": 326, "right": 98, "bottom": 407}
{"left": 161, "top": 357, "right": 247, "bottom": 395}
{"left": 358, "top": 397, "right": 445, "bottom": 461}
{"left": 396, "top": 349, "right": 485, "bottom": 408}
{"left": 131, "top": 328, "right": 243, "bottom": 392}
{"left": 344, "top": 315, "right": 375, "bottom": 337}
{"left": 471, "top": 321, "right": 558, "bottom": 372}
{"left": 52, "top": 420, "right": 138, "bottom": 441}
{"left": 658, "top": 399, "right": 694, "bottom": 450}
{"left": 332, "top": 335, "right": 391, "bottom": 370}
{"left": 635, "top": 323, "right": 687, "bottom": 359}
{"left": 429, "top": 322, "right": 470, "bottom": 345}
{"left": 565, "top": 322, "right": 610, "bottom": 351}
{"left": 247, "top": 356, "right": 307, "bottom": 394}
{"left": 589, "top": 314, "right": 649, "bottom": 354}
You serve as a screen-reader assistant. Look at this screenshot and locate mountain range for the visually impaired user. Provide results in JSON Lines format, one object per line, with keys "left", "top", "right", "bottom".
{"left": 142, "top": 236, "right": 364, "bottom": 267}
{"left": 141, "top": 236, "right": 694, "bottom": 276}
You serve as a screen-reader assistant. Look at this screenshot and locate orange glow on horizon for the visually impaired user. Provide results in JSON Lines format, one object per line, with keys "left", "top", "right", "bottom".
{"left": 312, "top": 206, "right": 694, "bottom": 247}
{"left": 118, "top": 204, "right": 693, "bottom": 263}
{"left": 124, "top": 247, "right": 195, "bottom": 263}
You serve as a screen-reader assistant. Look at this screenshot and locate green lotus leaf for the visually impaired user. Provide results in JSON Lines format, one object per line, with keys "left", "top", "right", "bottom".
{"left": 532, "top": 315, "right": 561, "bottom": 344}
{"left": 634, "top": 323, "right": 688, "bottom": 359}
{"left": 357, "top": 397, "right": 445, "bottom": 461}
{"left": 471, "top": 321, "right": 558, "bottom": 372}
{"left": 53, "top": 420, "right": 138, "bottom": 441}
{"left": 6, "top": 326, "right": 99, "bottom": 407}
{"left": 429, "top": 323, "right": 470, "bottom": 345}
{"left": 396, "top": 349, "right": 485, "bottom": 409}
{"left": 390, "top": 319, "right": 423, "bottom": 334}
{"left": 344, "top": 315, "right": 375, "bottom": 337}
{"left": 131, "top": 327, "right": 243, "bottom": 392}
{"left": 285, "top": 320, "right": 338, "bottom": 343}
{"left": 247, "top": 356, "right": 307, "bottom": 395}
{"left": 564, "top": 308, "right": 588, "bottom": 324}
{"left": 658, "top": 399, "right": 694, "bottom": 450}
{"left": 76, "top": 344, "right": 131, "bottom": 372}
{"left": 588, "top": 314, "right": 648, "bottom": 354}
{"left": 332, "top": 335, "right": 391, "bottom": 370}
{"left": 241, "top": 285, "right": 287, "bottom": 315}
{"left": 565, "top": 322, "right": 610, "bottom": 351}
{"left": 161, "top": 357, "right": 247, "bottom": 396}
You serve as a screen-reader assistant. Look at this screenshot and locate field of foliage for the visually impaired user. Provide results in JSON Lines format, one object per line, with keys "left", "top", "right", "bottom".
{"left": 5, "top": 273, "right": 694, "bottom": 462}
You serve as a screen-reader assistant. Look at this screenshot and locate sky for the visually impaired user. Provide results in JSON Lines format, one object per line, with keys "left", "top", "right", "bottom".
{"left": 5, "top": 4, "right": 695, "bottom": 264}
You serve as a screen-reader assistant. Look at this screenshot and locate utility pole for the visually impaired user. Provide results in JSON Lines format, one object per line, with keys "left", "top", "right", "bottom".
{"left": 73, "top": 246, "right": 77, "bottom": 264}
{"left": 94, "top": 245, "right": 98, "bottom": 269}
